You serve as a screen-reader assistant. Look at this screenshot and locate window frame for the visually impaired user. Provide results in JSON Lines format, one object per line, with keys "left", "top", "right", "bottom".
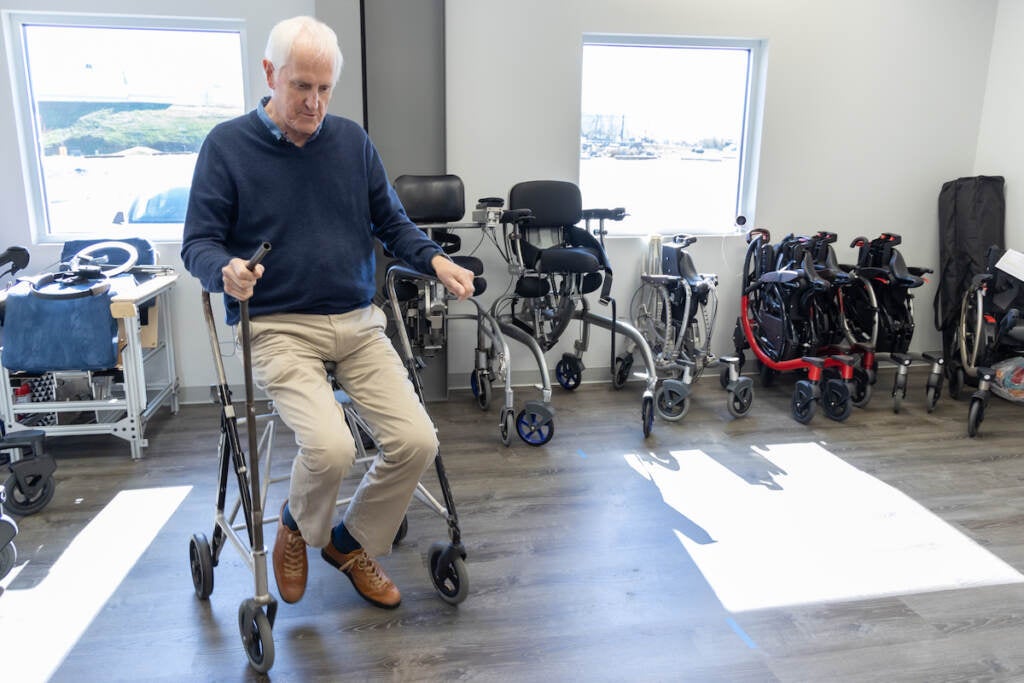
{"left": 580, "top": 33, "right": 767, "bottom": 236}
{"left": 2, "top": 10, "right": 249, "bottom": 245}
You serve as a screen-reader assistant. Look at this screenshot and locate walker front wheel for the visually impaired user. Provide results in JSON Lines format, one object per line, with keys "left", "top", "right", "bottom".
{"left": 238, "top": 600, "right": 275, "bottom": 674}
{"left": 556, "top": 356, "right": 583, "bottom": 391}
{"left": 516, "top": 409, "right": 554, "bottom": 446}
{"left": 967, "top": 397, "right": 984, "bottom": 437}
{"left": 655, "top": 384, "right": 689, "bottom": 421}
{"left": 727, "top": 379, "right": 754, "bottom": 418}
{"left": 3, "top": 472, "right": 55, "bottom": 516}
{"left": 642, "top": 395, "right": 655, "bottom": 437}
{"left": 428, "top": 542, "right": 469, "bottom": 605}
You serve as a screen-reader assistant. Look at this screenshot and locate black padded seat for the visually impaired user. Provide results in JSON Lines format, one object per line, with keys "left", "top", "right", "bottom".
{"left": 889, "top": 251, "right": 924, "bottom": 288}
{"left": 538, "top": 247, "right": 600, "bottom": 274}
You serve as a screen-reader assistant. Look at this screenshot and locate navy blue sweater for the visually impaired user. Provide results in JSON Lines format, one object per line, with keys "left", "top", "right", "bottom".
{"left": 181, "top": 110, "right": 443, "bottom": 325}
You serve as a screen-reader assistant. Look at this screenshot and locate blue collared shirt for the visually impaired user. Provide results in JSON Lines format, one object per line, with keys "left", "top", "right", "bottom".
{"left": 256, "top": 95, "right": 323, "bottom": 144}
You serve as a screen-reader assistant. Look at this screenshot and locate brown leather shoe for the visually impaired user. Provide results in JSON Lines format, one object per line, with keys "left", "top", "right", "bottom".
{"left": 272, "top": 502, "right": 308, "bottom": 604}
{"left": 321, "top": 544, "right": 401, "bottom": 609}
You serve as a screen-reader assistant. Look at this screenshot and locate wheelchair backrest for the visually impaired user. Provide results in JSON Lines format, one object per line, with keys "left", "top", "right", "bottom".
{"left": 393, "top": 174, "right": 465, "bottom": 224}
{"left": 509, "top": 180, "right": 583, "bottom": 251}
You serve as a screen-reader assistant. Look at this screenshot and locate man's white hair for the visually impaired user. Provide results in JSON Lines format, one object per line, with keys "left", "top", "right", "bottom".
{"left": 265, "top": 16, "right": 343, "bottom": 85}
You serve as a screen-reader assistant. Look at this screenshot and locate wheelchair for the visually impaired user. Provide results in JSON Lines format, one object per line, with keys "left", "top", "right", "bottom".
{"left": 733, "top": 228, "right": 858, "bottom": 424}
{"left": 839, "top": 233, "right": 944, "bottom": 414}
{"left": 387, "top": 174, "right": 546, "bottom": 446}
{"left": 947, "top": 245, "right": 1024, "bottom": 436}
{"left": 189, "top": 244, "right": 468, "bottom": 674}
{"left": 630, "top": 233, "right": 753, "bottom": 420}
{"left": 488, "top": 180, "right": 660, "bottom": 437}
{"left": 0, "top": 246, "right": 58, "bottom": 516}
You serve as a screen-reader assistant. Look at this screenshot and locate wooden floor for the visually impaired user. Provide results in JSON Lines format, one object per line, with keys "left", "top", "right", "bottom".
{"left": 6, "top": 363, "right": 1024, "bottom": 682}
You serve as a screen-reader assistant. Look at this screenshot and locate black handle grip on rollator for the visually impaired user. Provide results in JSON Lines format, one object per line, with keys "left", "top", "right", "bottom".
{"left": 240, "top": 243, "right": 271, "bottom": 545}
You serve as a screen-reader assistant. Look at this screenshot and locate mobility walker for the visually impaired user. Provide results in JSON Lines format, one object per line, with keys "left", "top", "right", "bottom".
{"left": 388, "top": 174, "right": 547, "bottom": 446}
{"left": 188, "top": 244, "right": 468, "bottom": 674}
{"left": 0, "top": 245, "right": 58, "bottom": 516}
{"left": 839, "top": 233, "right": 944, "bottom": 413}
{"left": 488, "top": 180, "right": 660, "bottom": 437}
{"left": 733, "top": 228, "right": 857, "bottom": 424}
{"left": 630, "top": 233, "right": 753, "bottom": 420}
{"left": 947, "top": 245, "right": 1024, "bottom": 436}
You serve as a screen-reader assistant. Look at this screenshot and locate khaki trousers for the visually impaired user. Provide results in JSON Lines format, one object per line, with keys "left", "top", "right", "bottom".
{"left": 247, "top": 305, "right": 437, "bottom": 556}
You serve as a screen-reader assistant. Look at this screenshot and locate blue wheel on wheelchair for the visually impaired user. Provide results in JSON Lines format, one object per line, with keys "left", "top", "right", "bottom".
{"left": 642, "top": 395, "right": 655, "bottom": 437}
{"left": 555, "top": 356, "right": 582, "bottom": 391}
{"left": 612, "top": 354, "right": 634, "bottom": 389}
{"left": 469, "top": 370, "right": 491, "bottom": 410}
{"left": 516, "top": 408, "right": 554, "bottom": 446}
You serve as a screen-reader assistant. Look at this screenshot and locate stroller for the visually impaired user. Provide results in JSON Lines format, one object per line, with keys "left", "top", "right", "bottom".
{"left": 839, "top": 233, "right": 945, "bottom": 413}
{"left": 630, "top": 233, "right": 753, "bottom": 420}
{"left": 488, "top": 180, "right": 660, "bottom": 437}
{"left": 188, "top": 244, "right": 468, "bottom": 674}
{"left": 948, "top": 245, "right": 1024, "bottom": 436}
{"left": 733, "top": 228, "right": 858, "bottom": 424}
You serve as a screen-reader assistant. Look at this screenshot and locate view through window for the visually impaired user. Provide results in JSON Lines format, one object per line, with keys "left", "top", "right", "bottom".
{"left": 4, "top": 13, "right": 246, "bottom": 242}
{"left": 580, "top": 37, "right": 764, "bottom": 236}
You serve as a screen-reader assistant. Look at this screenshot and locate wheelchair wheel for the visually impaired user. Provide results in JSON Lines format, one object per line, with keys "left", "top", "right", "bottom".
{"left": 0, "top": 541, "right": 15, "bottom": 580}
{"left": 3, "top": 471, "right": 56, "bottom": 516}
{"left": 948, "top": 362, "right": 965, "bottom": 400}
{"left": 238, "top": 599, "right": 274, "bottom": 674}
{"left": 791, "top": 380, "right": 817, "bottom": 424}
{"left": 189, "top": 533, "right": 214, "bottom": 600}
{"left": 758, "top": 362, "right": 776, "bottom": 388}
{"left": 642, "top": 395, "right": 655, "bottom": 437}
{"left": 892, "top": 373, "right": 907, "bottom": 414}
{"left": 967, "top": 397, "right": 984, "bottom": 437}
{"left": 555, "top": 357, "right": 582, "bottom": 391}
{"left": 727, "top": 379, "right": 754, "bottom": 418}
{"left": 612, "top": 354, "right": 634, "bottom": 389}
{"left": 470, "top": 370, "right": 491, "bottom": 410}
{"left": 822, "top": 379, "right": 852, "bottom": 422}
{"left": 516, "top": 408, "right": 554, "bottom": 446}
{"left": 655, "top": 384, "right": 689, "bottom": 422}
{"left": 428, "top": 541, "right": 469, "bottom": 605}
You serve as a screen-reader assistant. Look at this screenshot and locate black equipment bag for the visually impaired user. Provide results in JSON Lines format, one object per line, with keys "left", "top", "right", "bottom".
{"left": 934, "top": 175, "right": 1005, "bottom": 363}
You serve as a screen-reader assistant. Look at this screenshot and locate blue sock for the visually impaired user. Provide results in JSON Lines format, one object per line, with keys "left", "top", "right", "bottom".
{"left": 281, "top": 501, "right": 298, "bottom": 531}
{"left": 331, "top": 522, "right": 361, "bottom": 554}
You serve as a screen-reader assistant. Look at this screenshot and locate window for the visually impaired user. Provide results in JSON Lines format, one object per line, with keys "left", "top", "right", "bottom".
{"left": 3, "top": 12, "right": 248, "bottom": 243}
{"left": 580, "top": 35, "right": 766, "bottom": 236}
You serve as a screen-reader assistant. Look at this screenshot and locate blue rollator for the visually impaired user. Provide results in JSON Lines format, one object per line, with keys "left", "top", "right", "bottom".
{"left": 488, "top": 180, "right": 659, "bottom": 438}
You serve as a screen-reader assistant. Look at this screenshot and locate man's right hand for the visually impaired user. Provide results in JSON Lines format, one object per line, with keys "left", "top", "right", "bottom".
{"left": 222, "top": 257, "right": 264, "bottom": 301}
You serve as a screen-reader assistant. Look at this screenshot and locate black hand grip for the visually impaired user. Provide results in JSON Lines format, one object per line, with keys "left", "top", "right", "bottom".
{"left": 246, "top": 242, "right": 272, "bottom": 271}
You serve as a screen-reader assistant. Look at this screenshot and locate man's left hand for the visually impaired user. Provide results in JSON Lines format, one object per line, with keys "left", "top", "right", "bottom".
{"left": 431, "top": 254, "right": 475, "bottom": 301}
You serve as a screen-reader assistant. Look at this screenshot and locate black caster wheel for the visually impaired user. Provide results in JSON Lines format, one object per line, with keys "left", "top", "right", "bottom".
{"left": 555, "top": 356, "right": 583, "bottom": 391}
{"left": 967, "top": 398, "right": 984, "bottom": 437}
{"left": 791, "top": 380, "right": 817, "bottom": 424}
{"left": 189, "top": 533, "right": 214, "bottom": 599}
{"left": 655, "top": 384, "right": 689, "bottom": 422}
{"left": 727, "top": 379, "right": 754, "bottom": 418}
{"left": 926, "top": 373, "right": 943, "bottom": 413}
{"left": 850, "top": 367, "right": 872, "bottom": 408}
{"left": 642, "top": 395, "right": 655, "bottom": 437}
{"left": 612, "top": 354, "right": 634, "bottom": 389}
{"left": 470, "top": 370, "right": 491, "bottom": 410}
{"left": 0, "top": 541, "right": 16, "bottom": 580}
{"left": 516, "top": 409, "right": 554, "bottom": 446}
{"left": 428, "top": 541, "right": 469, "bottom": 605}
{"left": 3, "top": 472, "right": 56, "bottom": 516}
{"left": 892, "top": 373, "right": 907, "bottom": 414}
{"left": 238, "top": 599, "right": 275, "bottom": 674}
{"left": 499, "top": 408, "right": 514, "bottom": 447}
{"left": 822, "top": 379, "right": 852, "bottom": 422}
{"left": 949, "top": 363, "right": 965, "bottom": 400}
{"left": 720, "top": 366, "right": 731, "bottom": 390}
{"left": 393, "top": 515, "right": 409, "bottom": 545}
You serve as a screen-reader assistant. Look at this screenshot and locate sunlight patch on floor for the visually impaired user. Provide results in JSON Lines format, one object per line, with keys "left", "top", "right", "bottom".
{"left": 0, "top": 486, "right": 191, "bottom": 682}
{"left": 625, "top": 442, "right": 1024, "bottom": 612}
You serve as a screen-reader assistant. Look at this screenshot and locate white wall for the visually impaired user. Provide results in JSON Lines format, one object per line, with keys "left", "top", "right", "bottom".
{"left": 445, "top": 0, "right": 998, "bottom": 383}
{"left": 0, "top": 0, "right": 362, "bottom": 401}
{"left": 976, "top": 0, "right": 1024, "bottom": 249}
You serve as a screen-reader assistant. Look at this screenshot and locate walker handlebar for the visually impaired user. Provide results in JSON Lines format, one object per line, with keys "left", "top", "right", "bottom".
{"left": 246, "top": 242, "right": 272, "bottom": 271}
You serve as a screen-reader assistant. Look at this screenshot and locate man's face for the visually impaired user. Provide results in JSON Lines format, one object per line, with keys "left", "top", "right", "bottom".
{"left": 263, "top": 41, "right": 334, "bottom": 145}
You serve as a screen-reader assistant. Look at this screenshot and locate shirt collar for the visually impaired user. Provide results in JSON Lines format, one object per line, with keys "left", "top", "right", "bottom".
{"left": 257, "top": 95, "right": 323, "bottom": 144}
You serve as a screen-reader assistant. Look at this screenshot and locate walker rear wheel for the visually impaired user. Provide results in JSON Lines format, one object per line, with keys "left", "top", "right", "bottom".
{"left": 516, "top": 408, "right": 554, "bottom": 446}
{"left": 3, "top": 472, "right": 55, "bottom": 516}
{"left": 189, "top": 533, "right": 214, "bottom": 599}
{"left": 642, "top": 395, "right": 655, "bottom": 437}
{"left": 556, "top": 357, "right": 582, "bottom": 391}
{"left": 655, "top": 384, "right": 689, "bottom": 421}
{"left": 727, "top": 380, "right": 754, "bottom": 418}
